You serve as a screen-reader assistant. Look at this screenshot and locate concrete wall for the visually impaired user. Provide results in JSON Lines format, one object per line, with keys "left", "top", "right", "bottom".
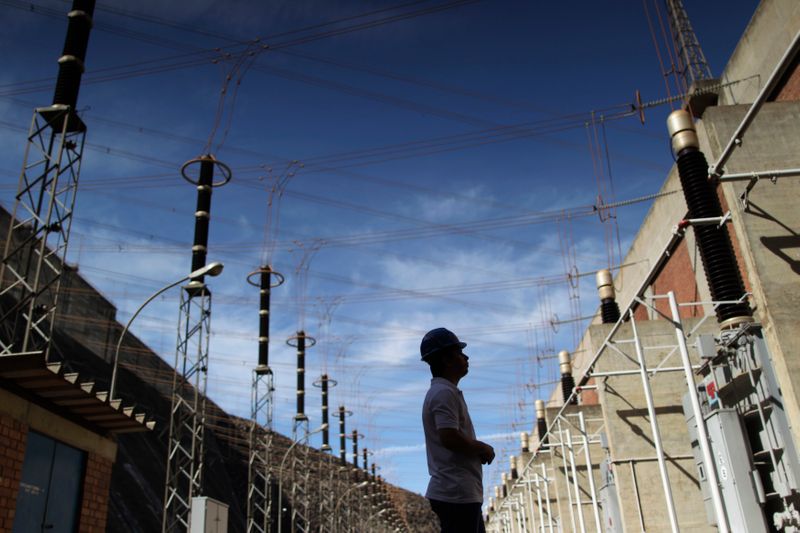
{"left": 719, "top": 0, "right": 800, "bottom": 105}
{"left": 701, "top": 99, "right": 800, "bottom": 462}
{"left": 589, "top": 319, "right": 719, "bottom": 532}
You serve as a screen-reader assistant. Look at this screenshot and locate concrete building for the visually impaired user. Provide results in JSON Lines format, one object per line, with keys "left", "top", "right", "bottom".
{"left": 488, "top": 1, "right": 800, "bottom": 531}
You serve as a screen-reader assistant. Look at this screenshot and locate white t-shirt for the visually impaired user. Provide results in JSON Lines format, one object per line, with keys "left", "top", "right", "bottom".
{"left": 422, "top": 377, "right": 483, "bottom": 503}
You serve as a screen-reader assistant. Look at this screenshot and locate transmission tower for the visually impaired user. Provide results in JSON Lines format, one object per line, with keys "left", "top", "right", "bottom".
{"left": 0, "top": 0, "right": 95, "bottom": 361}
{"left": 246, "top": 266, "right": 284, "bottom": 533}
{"left": 664, "top": 0, "right": 713, "bottom": 87}
{"left": 162, "top": 155, "right": 230, "bottom": 533}
{"left": 287, "top": 330, "right": 315, "bottom": 532}
{"left": 314, "top": 373, "right": 338, "bottom": 531}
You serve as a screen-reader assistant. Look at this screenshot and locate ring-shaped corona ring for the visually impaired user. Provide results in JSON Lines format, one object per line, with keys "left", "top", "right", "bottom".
{"left": 568, "top": 265, "right": 580, "bottom": 289}
{"left": 286, "top": 334, "right": 317, "bottom": 348}
{"left": 347, "top": 432, "right": 365, "bottom": 440}
{"left": 313, "top": 376, "right": 338, "bottom": 388}
{"left": 338, "top": 409, "right": 353, "bottom": 418}
{"left": 246, "top": 267, "right": 285, "bottom": 288}
{"left": 180, "top": 156, "right": 232, "bottom": 187}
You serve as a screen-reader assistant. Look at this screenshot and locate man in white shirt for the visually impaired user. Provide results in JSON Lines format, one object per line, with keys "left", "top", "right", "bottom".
{"left": 421, "top": 327, "right": 495, "bottom": 533}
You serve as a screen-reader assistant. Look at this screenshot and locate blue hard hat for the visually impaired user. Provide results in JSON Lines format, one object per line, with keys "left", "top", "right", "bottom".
{"left": 420, "top": 328, "right": 466, "bottom": 361}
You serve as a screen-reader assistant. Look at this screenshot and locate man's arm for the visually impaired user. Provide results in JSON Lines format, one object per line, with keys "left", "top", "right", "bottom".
{"left": 438, "top": 428, "right": 495, "bottom": 465}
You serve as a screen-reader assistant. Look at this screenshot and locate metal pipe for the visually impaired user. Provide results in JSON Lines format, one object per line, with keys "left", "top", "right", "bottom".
{"left": 710, "top": 29, "right": 800, "bottom": 178}
{"left": 630, "top": 310, "right": 680, "bottom": 533}
{"left": 717, "top": 167, "right": 800, "bottom": 182}
{"left": 611, "top": 454, "right": 694, "bottom": 464}
{"left": 524, "top": 479, "right": 537, "bottom": 533}
{"left": 629, "top": 461, "right": 646, "bottom": 533}
{"left": 668, "top": 291, "right": 729, "bottom": 533}
{"left": 557, "top": 419, "right": 578, "bottom": 533}
{"left": 533, "top": 476, "right": 545, "bottom": 533}
{"left": 542, "top": 464, "right": 554, "bottom": 533}
{"left": 565, "top": 425, "right": 587, "bottom": 533}
{"left": 591, "top": 365, "right": 699, "bottom": 378}
{"left": 577, "top": 412, "right": 603, "bottom": 533}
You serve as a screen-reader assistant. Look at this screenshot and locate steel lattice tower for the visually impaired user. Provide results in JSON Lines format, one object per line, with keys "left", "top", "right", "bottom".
{"left": 288, "top": 330, "right": 315, "bottom": 532}
{"left": 664, "top": 0, "right": 713, "bottom": 87}
{"left": 247, "top": 266, "right": 283, "bottom": 533}
{"left": 313, "top": 373, "right": 337, "bottom": 532}
{"left": 0, "top": 0, "right": 95, "bottom": 361}
{"left": 162, "top": 155, "right": 230, "bottom": 533}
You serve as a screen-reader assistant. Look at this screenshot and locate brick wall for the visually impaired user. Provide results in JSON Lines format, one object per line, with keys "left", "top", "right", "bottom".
{"left": 0, "top": 413, "right": 27, "bottom": 532}
{"left": 775, "top": 60, "right": 800, "bottom": 101}
{"left": 79, "top": 453, "right": 113, "bottom": 532}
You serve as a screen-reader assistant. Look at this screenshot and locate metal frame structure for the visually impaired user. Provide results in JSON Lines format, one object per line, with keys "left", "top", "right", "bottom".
{"left": 246, "top": 266, "right": 283, "bottom": 533}
{"left": 0, "top": 106, "right": 85, "bottom": 361}
{"left": 163, "top": 155, "right": 230, "bottom": 533}
{"left": 247, "top": 367, "right": 275, "bottom": 533}
{"left": 664, "top": 0, "right": 713, "bottom": 87}
{"left": 488, "top": 33, "right": 800, "bottom": 530}
{"left": 313, "top": 373, "right": 338, "bottom": 532}
{"left": 286, "top": 331, "right": 315, "bottom": 532}
{"left": 162, "top": 286, "right": 213, "bottom": 532}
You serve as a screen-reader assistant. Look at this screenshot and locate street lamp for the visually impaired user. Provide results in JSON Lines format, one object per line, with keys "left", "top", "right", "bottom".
{"left": 333, "top": 479, "right": 370, "bottom": 532}
{"left": 109, "top": 261, "right": 224, "bottom": 400}
{"left": 277, "top": 423, "right": 328, "bottom": 533}
{"left": 364, "top": 507, "right": 388, "bottom": 531}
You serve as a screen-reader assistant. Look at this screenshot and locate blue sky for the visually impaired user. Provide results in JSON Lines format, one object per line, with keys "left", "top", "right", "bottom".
{"left": 0, "top": 0, "right": 757, "bottom": 499}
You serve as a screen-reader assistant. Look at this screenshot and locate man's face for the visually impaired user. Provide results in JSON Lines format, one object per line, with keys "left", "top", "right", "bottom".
{"left": 446, "top": 346, "right": 469, "bottom": 378}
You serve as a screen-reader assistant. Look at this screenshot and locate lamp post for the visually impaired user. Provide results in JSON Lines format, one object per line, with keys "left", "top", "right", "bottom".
{"left": 333, "top": 479, "right": 370, "bottom": 533}
{"left": 109, "top": 261, "right": 224, "bottom": 400}
{"left": 277, "top": 423, "right": 327, "bottom": 533}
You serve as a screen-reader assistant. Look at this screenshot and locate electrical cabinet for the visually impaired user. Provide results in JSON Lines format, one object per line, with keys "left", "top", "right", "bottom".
{"left": 683, "top": 325, "right": 800, "bottom": 531}
{"left": 190, "top": 496, "right": 229, "bottom": 533}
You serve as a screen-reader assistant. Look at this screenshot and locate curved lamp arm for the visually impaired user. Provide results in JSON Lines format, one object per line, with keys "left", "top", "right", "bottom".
{"left": 109, "top": 262, "right": 223, "bottom": 400}
{"left": 276, "top": 423, "right": 328, "bottom": 533}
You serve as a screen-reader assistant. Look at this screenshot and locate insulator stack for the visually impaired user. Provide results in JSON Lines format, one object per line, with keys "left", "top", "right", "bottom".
{"left": 339, "top": 405, "right": 347, "bottom": 465}
{"left": 295, "top": 331, "right": 306, "bottom": 419}
{"left": 510, "top": 456, "right": 518, "bottom": 479}
{"left": 489, "top": 497, "right": 494, "bottom": 512}
{"left": 320, "top": 374, "right": 330, "bottom": 451}
{"left": 559, "top": 350, "right": 578, "bottom": 405}
{"left": 535, "top": 400, "right": 549, "bottom": 448}
{"left": 53, "top": 0, "right": 95, "bottom": 118}
{"left": 668, "top": 110, "right": 753, "bottom": 328}
{"left": 191, "top": 157, "right": 214, "bottom": 283}
{"left": 520, "top": 431, "right": 530, "bottom": 453}
{"left": 371, "top": 463, "right": 376, "bottom": 480}
{"left": 258, "top": 267, "right": 272, "bottom": 369}
{"left": 181, "top": 155, "right": 229, "bottom": 294}
{"left": 596, "top": 269, "right": 621, "bottom": 323}
{"left": 500, "top": 475, "right": 508, "bottom": 497}
{"left": 352, "top": 429, "right": 358, "bottom": 466}
{"left": 363, "top": 448, "right": 369, "bottom": 469}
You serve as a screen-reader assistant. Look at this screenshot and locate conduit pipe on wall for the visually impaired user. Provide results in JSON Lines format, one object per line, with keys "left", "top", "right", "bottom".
{"left": 710, "top": 30, "right": 800, "bottom": 179}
